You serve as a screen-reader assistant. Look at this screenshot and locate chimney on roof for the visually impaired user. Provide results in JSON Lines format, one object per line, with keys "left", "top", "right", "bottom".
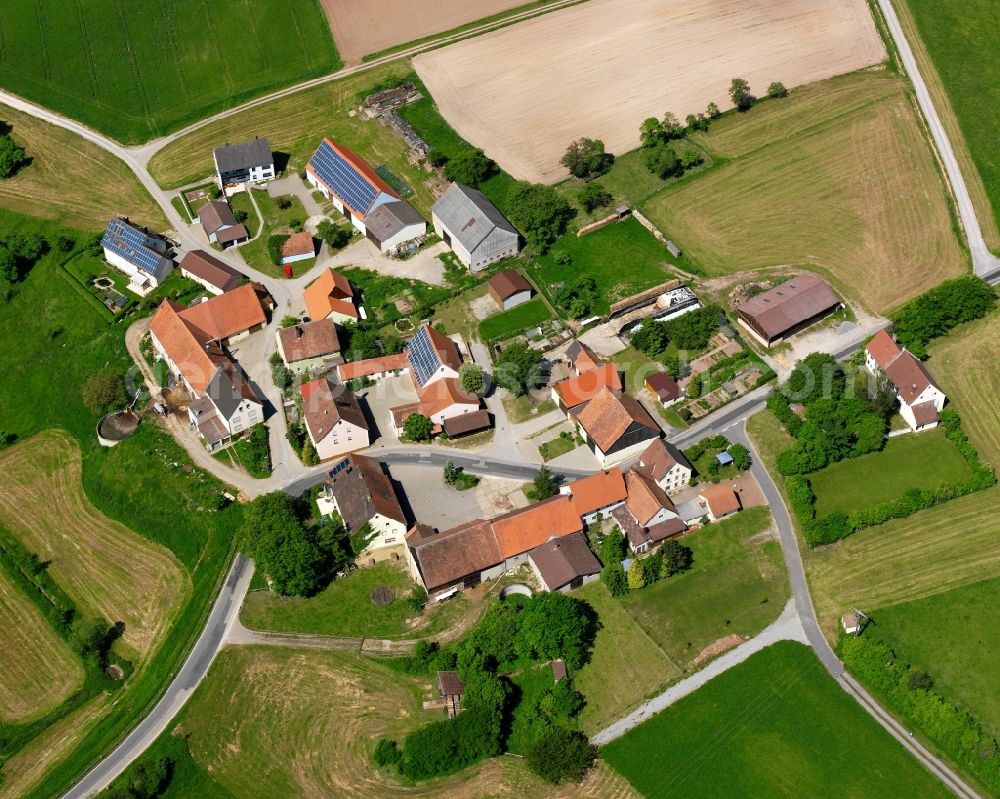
{"left": 296, "top": 325, "right": 303, "bottom": 339}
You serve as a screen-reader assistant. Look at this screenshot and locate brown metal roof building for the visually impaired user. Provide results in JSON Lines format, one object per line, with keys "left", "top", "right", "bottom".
{"left": 442, "top": 408, "right": 492, "bottom": 438}
{"left": 736, "top": 274, "right": 841, "bottom": 347}
{"left": 527, "top": 531, "right": 601, "bottom": 592}
{"left": 178, "top": 250, "right": 244, "bottom": 295}
{"left": 487, "top": 269, "right": 534, "bottom": 310}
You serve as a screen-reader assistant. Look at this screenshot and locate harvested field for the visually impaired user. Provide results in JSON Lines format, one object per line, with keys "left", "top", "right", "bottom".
{"left": 173, "top": 647, "right": 637, "bottom": 798}
{"left": 0, "top": 569, "right": 82, "bottom": 723}
{"left": 644, "top": 71, "right": 967, "bottom": 314}
{"left": 0, "top": 432, "right": 188, "bottom": 657}
{"left": 321, "top": 0, "right": 534, "bottom": 62}
{"left": 0, "top": 103, "right": 166, "bottom": 231}
{"left": 414, "top": 0, "right": 884, "bottom": 183}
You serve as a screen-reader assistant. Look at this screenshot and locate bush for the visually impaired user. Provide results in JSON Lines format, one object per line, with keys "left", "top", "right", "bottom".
{"left": 0, "top": 131, "right": 28, "bottom": 179}
{"left": 892, "top": 276, "right": 995, "bottom": 358}
{"left": 767, "top": 81, "right": 788, "bottom": 98}
{"left": 81, "top": 369, "right": 127, "bottom": 415}
{"left": 403, "top": 413, "right": 433, "bottom": 442}
{"left": 372, "top": 737, "right": 402, "bottom": 768}
{"left": 274, "top": 196, "right": 293, "bottom": 210}
{"left": 527, "top": 727, "right": 596, "bottom": 784}
{"left": 444, "top": 148, "right": 495, "bottom": 186}
{"left": 506, "top": 182, "right": 575, "bottom": 251}
{"left": 267, "top": 234, "right": 289, "bottom": 266}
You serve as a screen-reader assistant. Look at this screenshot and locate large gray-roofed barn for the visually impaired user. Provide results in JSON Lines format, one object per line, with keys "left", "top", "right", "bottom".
{"left": 736, "top": 273, "right": 840, "bottom": 346}
{"left": 432, "top": 183, "right": 520, "bottom": 271}
{"left": 213, "top": 138, "right": 274, "bottom": 173}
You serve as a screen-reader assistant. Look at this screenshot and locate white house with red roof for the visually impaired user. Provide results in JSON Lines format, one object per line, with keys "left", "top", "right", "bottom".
{"left": 865, "top": 329, "right": 946, "bottom": 431}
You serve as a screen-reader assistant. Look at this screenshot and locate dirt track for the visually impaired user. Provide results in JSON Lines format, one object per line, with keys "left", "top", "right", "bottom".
{"left": 320, "top": 0, "right": 532, "bottom": 62}
{"left": 414, "top": 0, "right": 885, "bottom": 182}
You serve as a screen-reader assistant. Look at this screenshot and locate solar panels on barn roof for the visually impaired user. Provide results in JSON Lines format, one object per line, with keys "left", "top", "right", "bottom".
{"left": 307, "top": 139, "right": 395, "bottom": 218}
{"left": 406, "top": 325, "right": 442, "bottom": 387}
{"left": 101, "top": 218, "right": 165, "bottom": 274}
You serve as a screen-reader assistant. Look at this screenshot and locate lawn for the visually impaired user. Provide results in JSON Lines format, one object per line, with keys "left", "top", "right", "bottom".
{"left": 0, "top": 568, "right": 83, "bottom": 723}
{"left": 506, "top": 664, "right": 567, "bottom": 755}
{"left": 809, "top": 427, "right": 973, "bottom": 516}
{"left": 572, "top": 581, "right": 681, "bottom": 733}
{"left": 0, "top": 103, "right": 166, "bottom": 230}
{"left": 240, "top": 561, "right": 468, "bottom": 639}
{"left": 538, "top": 433, "right": 577, "bottom": 462}
{"left": 618, "top": 507, "right": 788, "bottom": 668}
{"left": 643, "top": 70, "right": 967, "bottom": 314}
{"left": 899, "top": 0, "right": 1000, "bottom": 251}
{"left": 527, "top": 216, "right": 678, "bottom": 316}
{"left": 148, "top": 64, "right": 437, "bottom": 222}
{"left": 0, "top": 0, "right": 339, "bottom": 143}
{"left": 870, "top": 578, "right": 1000, "bottom": 740}
{"left": 502, "top": 395, "right": 556, "bottom": 424}
{"left": 602, "top": 641, "right": 952, "bottom": 799}
{"left": 213, "top": 425, "right": 270, "bottom": 478}
{"left": 113, "top": 646, "right": 633, "bottom": 799}
{"left": 0, "top": 208, "right": 241, "bottom": 799}
{"left": 228, "top": 191, "right": 261, "bottom": 238}
{"left": 237, "top": 190, "right": 311, "bottom": 278}
{"left": 478, "top": 298, "right": 551, "bottom": 341}
{"left": 340, "top": 266, "right": 452, "bottom": 326}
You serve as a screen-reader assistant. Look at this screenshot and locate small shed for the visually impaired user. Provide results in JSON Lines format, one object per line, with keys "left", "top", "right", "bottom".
{"left": 438, "top": 671, "right": 465, "bottom": 718}
{"left": 716, "top": 451, "right": 734, "bottom": 466}
{"left": 841, "top": 613, "right": 861, "bottom": 635}
{"left": 551, "top": 659, "right": 568, "bottom": 682}
{"left": 665, "top": 240, "right": 682, "bottom": 258}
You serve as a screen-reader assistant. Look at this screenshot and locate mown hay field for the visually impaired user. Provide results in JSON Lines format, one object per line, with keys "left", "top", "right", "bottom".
{"left": 0, "top": 432, "right": 188, "bottom": 658}
{"left": 0, "top": 0, "right": 339, "bottom": 143}
{"left": 0, "top": 569, "right": 82, "bottom": 723}
{"left": 167, "top": 646, "right": 637, "bottom": 799}
{"left": 644, "top": 71, "right": 967, "bottom": 315}
{"left": 413, "top": 0, "right": 883, "bottom": 183}
{"left": 0, "top": 103, "right": 165, "bottom": 231}
{"left": 148, "top": 63, "right": 435, "bottom": 215}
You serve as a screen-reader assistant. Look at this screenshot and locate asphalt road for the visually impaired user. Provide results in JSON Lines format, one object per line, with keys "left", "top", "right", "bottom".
{"left": 62, "top": 555, "right": 255, "bottom": 799}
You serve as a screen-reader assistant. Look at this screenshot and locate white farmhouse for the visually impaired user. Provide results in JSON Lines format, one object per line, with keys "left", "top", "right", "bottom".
{"left": 300, "top": 377, "right": 371, "bottom": 461}
{"left": 101, "top": 217, "right": 173, "bottom": 295}
{"left": 866, "top": 329, "right": 946, "bottom": 431}
{"left": 213, "top": 137, "right": 276, "bottom": 186}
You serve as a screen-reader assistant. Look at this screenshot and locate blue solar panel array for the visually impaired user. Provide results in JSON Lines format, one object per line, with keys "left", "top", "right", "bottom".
{"left": 308, "top": 140, "right": 381, "bottom": 216}
{"left": 101, "top": 218, "right": 163, "bottom": 274}
{"left": 328, "top": 457, "right": 351, "bottom": 479}
{"left": 407, "top": 326, "right": 442, "bottom": 387}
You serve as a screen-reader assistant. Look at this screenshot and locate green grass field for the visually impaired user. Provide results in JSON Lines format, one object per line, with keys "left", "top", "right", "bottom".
{"left": 871, "top": 578, "right": 1000, "bottom": 740}
{"left": 619, "top": 507, "right": 788, "bottom": 666}
{"left": 901, "top": 0, "right": 1000, "bottom": 251}
{"left": 602, "top": 641, "right": 951, "bottom": 799}
{"left": 527, "top": 217, "right": 677, "bottom": 316}
{"left": 643, "top": 70, "right": 966, "bottom": 314}
{"left": 0, "top": 0, "right": 339, "bottom": 143}
{"left": 0, "top": 208, "right": 241, "bottom": 799}
{"left": 477, "top": 298, "right": 551, "bottom": 341}
{"left": 810, "top": 427, "right": 973, "bottom": 516}
{"left": 241, "top": 562, "right": 468, "bottom": 639}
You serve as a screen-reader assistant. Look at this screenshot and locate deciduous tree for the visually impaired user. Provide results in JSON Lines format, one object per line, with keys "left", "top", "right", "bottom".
{"left": 560, "top": 137, "right": 610, "bottom": 180}
{"left": 729, "top": 77, "right": 755, "bottom": 111}
{"left": 506, "top": 182, "right": 575, "bottom": 251}
{"left": 403, "top": 413, "right": 433, "bottom": 442}
{"left": 445, "top": 148, "right": 495, "bottom": 186}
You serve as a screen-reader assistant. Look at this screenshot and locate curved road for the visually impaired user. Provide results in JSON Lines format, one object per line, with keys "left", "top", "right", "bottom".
{"left": 27, "top": 0, "right": 995, "bottom": 794}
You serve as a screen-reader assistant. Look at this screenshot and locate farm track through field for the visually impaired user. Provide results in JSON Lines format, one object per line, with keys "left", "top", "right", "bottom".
{"left": 0, "top": 432, "right": 189, "bottom": 658}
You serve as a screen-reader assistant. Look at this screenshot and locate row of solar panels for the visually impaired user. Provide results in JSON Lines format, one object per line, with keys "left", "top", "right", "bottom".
{"left": 308, "top": 140, "right": 385, "bottom": 217}
{"left": 101, "top": 218, "right": 166, "bottom": 274}
{"left": 407, "top": 325, "right": 442, "bottom": 387}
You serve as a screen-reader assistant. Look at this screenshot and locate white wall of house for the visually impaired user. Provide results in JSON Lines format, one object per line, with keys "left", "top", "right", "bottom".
{"left": 104, "top": 248, "right": 172, "bottom": 288}
{"left": 217, "top": 397, "right": 262, "bottom": 436}
{"left": 899, "top": 384, "right": 947, "bottom": 430}
{"left": 360, "top": 513, "right": 409, "bottom": 553}
{"left": 326, "top": 308, "right": 359, "bottom": 326}
{"left": 501, "top": 290, "right": 532, "bottom": 310}
{"left": 657, "top": 463, "right": 692, "bottom": 494}
{"left": 528, "top": 557, "right": 598, "bottom": 592}
{"left": 377, "top": 220, "right": 426, "bottom": 252}
{"left": 180, "top": 268, "right": 226, "bottom": 296}
{"left": 311, "top": 418, "right": 370, "bottom": 461}
{"left": 427, "top": 401, "right": 480, "bottom": 429}
{"left": 422, "top": 364, "right": 461, "bottom": 388}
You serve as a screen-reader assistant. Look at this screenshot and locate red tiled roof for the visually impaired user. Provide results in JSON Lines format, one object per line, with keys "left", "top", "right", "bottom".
{"left": 282, "top": 231, "right": 315, "bottom": 258}
{"left": 179, "top": 250, "right": 243, "bottom": 293}
{"left": 172, "top": 283, "right": 266, "bottom": 342}
{"left": 638, "top": 439, "right": 691, "bottom": 483}
{"left": 575, "top": 387, "right": 660, "bottom": 453}
{"left": 566, "top": 340, "right": 604, "bottom": 373}
{"left": 491, "top": 495, "right": 583, "bottom": 559}
{"left": 415, "top": 377, "right": 479, "bottom": 418}
{"left": 300, "top": 377, "right": 368, "bottom": 443}
{"left": 304, "top": 268, "right": 358, "bottom": 321}
{"left": 566, "top": 468, "right": 627, "bottom": 517}
{"left": 911, "top": 400, "right": 939, "bottom": 428}
{"left": 866, "top": 328, "right": 902, "bottom": 370}
{"left": 554, "top": 364, "right": 622, "bottom": 409}
{"left": 624, "top": 468, "right": 676, "bottom": 525}
{"left": 700, "top": 485, "right": 741, "bottom": 518}
{"left": 487, "top": 269, "right": 532, "bottom": 302}
{"left": 406, "top": 519, "right": 503, "bottom": 593}
{"left": 884, "top": 350, "right": 939, "bottom": 405}
{"left": 337, "top": 354, "right": 409, "bottom": 381}
{"left": 277, "top": 319, "right": 340, "bottom": 363}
